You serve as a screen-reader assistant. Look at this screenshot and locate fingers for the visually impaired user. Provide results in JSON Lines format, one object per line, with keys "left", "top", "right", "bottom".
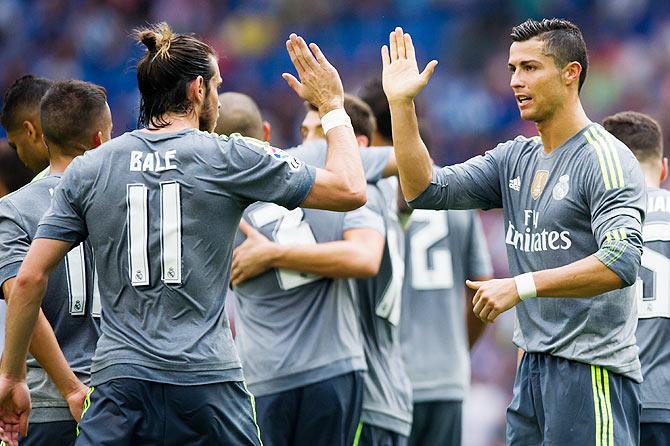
{"left": 286, "top": 36, "right": 307, "bottom": 77}
{"left": 282, "top": 73, "right": 302, "bottom": 95}
{"left": 309, "top": 42, "right": 329, "bottom": 67}
{"left": 389, "top": 30, "right": 398, "bottom": 60}
{"left": 293, "top": 35, "right": 319, "bottom": 72}
{"left": 238, "top": 219, "right": 256, "bottom": 237}
{"left": 395, "top": 27, "right": 406, "bottom": 59}
{"left": 404, "top": 33, "right": 415, "bottom": 61}
{"left": 381, "top": 45, "right": 390, "bottom": 67}
{"left": 465, "top": 280, "right": 480, "bottom": 290}
{"left": 18, "top": 412, "right": 27, "bottom": 439}
{"left": 420, "top": 60, "right": 439, "bottom": 83}
{"left": 487, "top": 309, "right": 500, "bottom": 323}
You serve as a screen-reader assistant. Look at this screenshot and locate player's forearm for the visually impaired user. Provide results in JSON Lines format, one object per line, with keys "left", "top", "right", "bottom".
{"left": 532, "top": 255, "right": 623, "bottom": 298}
{"left": 28, "top": 311, "right": 82, "bottom": 399}
{"left": 1, "top": 272, "right": 48, "bottom": 378}
{"left": 388, "top": 100, "right": 433, "bottom": 201}
{"left": 323, "top": 124, "right": 367, "bottom": 204}
{"left": 466, "top": 286, "right": 487, "bottom": 348}
{"left": 270, "top": 241, "right": 381, "bottom": 278}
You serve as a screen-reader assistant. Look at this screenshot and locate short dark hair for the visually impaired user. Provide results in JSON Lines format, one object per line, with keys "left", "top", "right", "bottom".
{"left": 305, "top": 94, "right": 376, "bottom": 144}
{"left": 40, "top": 80, "right": 108, "bottom": 150}
{"left": 511, "top": 18, "right": 588, "bottom": 93}
{"left": 602, "top": 111, "right": 663, "bottom": 165}
{"left": 0, "top": 139, "right": 33, "bottom": 194}
{"left": 215, "top": 92, "right": 264, "bottom": 140}
{"left": 135, "top": 22, "right": 216, "bottom": 129}
{"left": 0, "top": 75, "right": 53, "bottom": 132}
{"left": 359, "top": 78, "right": 391, "bottom": 141}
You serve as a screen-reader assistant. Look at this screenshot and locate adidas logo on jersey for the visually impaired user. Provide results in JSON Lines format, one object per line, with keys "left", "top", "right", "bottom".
{"left": 509, "top": 177, "right": 521, "bottom": 191}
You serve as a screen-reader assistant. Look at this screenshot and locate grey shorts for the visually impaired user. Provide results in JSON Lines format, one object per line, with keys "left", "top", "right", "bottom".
{"left": 0, "top": 420, "right": 77, "bottom": 446}
{"left": 408, "top": 400, "right": 461, "bottom": 446}
{"left": 355, "top": 423, "right": 408, "bottom": 446}
{"left": 507, "top": 352, "right": 641, "bottom": 445}
{"left": 75, "top": 379, "right": 262, "bottom": 446}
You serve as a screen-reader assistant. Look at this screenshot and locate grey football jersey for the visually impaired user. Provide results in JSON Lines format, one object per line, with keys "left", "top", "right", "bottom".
{"left": 35, "top": 129, "right": 315, "bottom": 386}
{"left": 232, "top": 144, "right": 388, "bottom": 397}
{"left": 354, "top": 178, "right": 412, "bottom": 436}
{"left": 410, "top": 123, "right": 645, "bottom": 381}
{"left": 400, "top": 209, "right": 492, "bottom": 402}
{"left": 636, "top": 186, "right": 670, "bottom": 422}
{"left": 0, "top": 175, "right": 100, "bottom": 423}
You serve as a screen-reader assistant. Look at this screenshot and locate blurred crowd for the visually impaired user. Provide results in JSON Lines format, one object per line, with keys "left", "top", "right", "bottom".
{"left": 2, "top": 0, "right": 670, "bottom": 444}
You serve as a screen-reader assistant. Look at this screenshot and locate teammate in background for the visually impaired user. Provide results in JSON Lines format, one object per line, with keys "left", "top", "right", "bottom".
{"left": 0, "top": 76, "right": 53, "bottom": 176}
{"left": 215, "top": 92, "right": 271, "bottom": 141}
{"left": 603, "top": 111, "right": 670, "bottom": 446}
{"left": 0, "top": 80, "right": 109, "bottom": 445}
{"left": 228, "top": 95, "right": 391, "bottom": 446}
{"left": 0, "top": 142, "right": 32, "bottom": 198}
{"left": 0, "top": 23, "right": 367, "bottom": 445}
{"left": 360, "top": 78, "right": 494, "bottom": 446}
{"left": 382, "top": 19, "right": 645, "bottom": 444}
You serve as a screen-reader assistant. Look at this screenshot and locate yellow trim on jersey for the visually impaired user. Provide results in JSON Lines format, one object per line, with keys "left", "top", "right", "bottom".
{"left": 596, "top": 126, "right": 625, "bottom": 188}
{"left": 605, "top": 231, "right": 612, "bottom": 242}
{"left": 619, "top": 228, "right": 627, "bottom": 240}
{"left": 584, "top": 130, "right": 612, "bottom": 190}
{"left": 589, "top": 127, "right": 619, "bottom": 189}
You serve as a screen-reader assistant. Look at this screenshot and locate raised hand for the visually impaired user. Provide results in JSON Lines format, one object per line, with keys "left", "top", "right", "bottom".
{"left": 282, "top": 33, "right": 344, "bottom": 115}
{"left": 0, "top": 376, "right": 31, "bottom": 446}
{"left": 382, "top": 27, "right": 438, "bottom": 104}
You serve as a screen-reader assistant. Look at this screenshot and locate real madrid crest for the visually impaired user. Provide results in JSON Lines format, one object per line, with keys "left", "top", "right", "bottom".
{"left": 552, "top": 175, "right": 570, "bottom": 200}
{"left": 530, "top": 170, "right": 550, "bottom": 200}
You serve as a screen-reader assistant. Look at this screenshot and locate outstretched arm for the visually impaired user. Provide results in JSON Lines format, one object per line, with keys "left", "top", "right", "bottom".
{"left": 382, "top": 27, "right": 438, "bottom": 201}
{"left": 282, "top": 34, "right": 366, "bottom": 211}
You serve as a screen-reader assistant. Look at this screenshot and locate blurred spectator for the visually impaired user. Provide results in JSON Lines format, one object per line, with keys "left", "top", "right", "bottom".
{"left": 0, "top": 139, "right": 33, "bottom": 197}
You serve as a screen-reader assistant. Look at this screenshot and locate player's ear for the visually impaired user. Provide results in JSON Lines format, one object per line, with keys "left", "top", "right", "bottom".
{"left": 23, "top": 119, "right": 38, "bottom": 142}
{"left": 262, "top": 121, "right": 272, "bottom": 142}
{"left": 356, "top": 135, "right": 369, "bottom": 148}
{"left": 188, "top": 76, "right": 205, "bottom": 103}
{"left": 92, "top": 131, "right": 103, "bottom": 148}
{"left": 661, "top": 157, "right": 668, "bottom": 183}
{"left": 563, "top": 61, "right": 581, "bottom": 89}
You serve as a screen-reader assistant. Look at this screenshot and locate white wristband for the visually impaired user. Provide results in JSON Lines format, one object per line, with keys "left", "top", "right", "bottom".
{"left": 321, "top": 108, "right": 352, "bottom": 134}
{"left": 514, "top": 272, "right": 537, "bottom": 301}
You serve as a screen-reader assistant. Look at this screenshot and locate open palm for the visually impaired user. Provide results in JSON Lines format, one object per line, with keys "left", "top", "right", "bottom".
{"left": 382, "top": 27, "right": 438, "bottom": 103}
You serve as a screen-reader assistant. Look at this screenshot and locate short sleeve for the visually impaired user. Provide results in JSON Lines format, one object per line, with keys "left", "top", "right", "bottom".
{"left": 0, "top": 200, "right": 29, "bottom": 294}
{"left": 343, "top": 185, "right": 385, "bottom": 235}
{"left": 223, "top": 135, "right": 316, "bottom": 210}
{"left": 34, "top": 157, "right": 89, "bottom": 244}
{"left": 466, "top": 211, "right": 493, "bottom": 279}
{"left": 409, "top": 142, "right": 507, "bottom": 211}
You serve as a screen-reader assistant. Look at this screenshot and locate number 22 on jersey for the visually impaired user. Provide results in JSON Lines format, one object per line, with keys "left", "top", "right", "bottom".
{"left": 410, "top": 210, "right": 454, "bottom": 290}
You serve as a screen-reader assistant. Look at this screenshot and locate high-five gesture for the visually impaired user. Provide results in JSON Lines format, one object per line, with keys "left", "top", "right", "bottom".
{"left": 283, "top": 33, "right": 344, "bottom": 116}
{"left": 382, "top": 27, "right": 438, "bottom": 104}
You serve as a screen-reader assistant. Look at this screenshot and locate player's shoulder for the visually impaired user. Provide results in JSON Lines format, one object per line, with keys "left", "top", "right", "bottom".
{"left": 488, "top": 134, "right": 542, "bottom": 161}
{"left": 0, "top": 175, "right": 59, "bottom": 207}
{"left": 646, "top": 187, "right": 670, "bottom": 217}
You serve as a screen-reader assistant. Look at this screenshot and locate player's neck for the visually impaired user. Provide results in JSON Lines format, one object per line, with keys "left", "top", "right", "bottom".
{"left": 536, "top": 100, "right": 590, "bottom": 154}
{"left": 142, "top": 114, "right": 199, "bottom": 133}
{"left": 643, "top": 167, "right": 661, "bottom": 189}
{"left": 48, "top": 153, "right": 80, "bottom": 174}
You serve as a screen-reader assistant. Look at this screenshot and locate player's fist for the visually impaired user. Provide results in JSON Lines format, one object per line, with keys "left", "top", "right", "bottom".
{"left": 282, "top": 33, "right": 344, "bottom": 115}
{"left": 0, "top": 375, "right": 31, "bottom": 446}
{"left": 382, "top": 27, "right": 438, "bottom": 104}
{"left": 467, "top": 278, "right": 521, "bottom": 323}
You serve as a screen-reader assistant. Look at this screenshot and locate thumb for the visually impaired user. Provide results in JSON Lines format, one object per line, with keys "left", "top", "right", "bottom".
{"left": 19, "top": 411, "right": 28, "bottom": 438}
{"left": 238, "top": 219, "right": 259, "bottom": 238}
{"left": 282, "top": 73, "right": 302, "bottom": 95}
{"left": 465, "top": 279, "right": 481, "bottom": 290}
{"left": 420, "top": 60, "right": 438, "bottom": 84}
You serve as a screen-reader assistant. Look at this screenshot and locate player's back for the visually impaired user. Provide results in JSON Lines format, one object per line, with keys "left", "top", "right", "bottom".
{"left": 636, "top": 186, "right": 670, "bottom": 423}
{"left": 0, "top": 176, "right": 100, "bottom": 422}
{"left": 400, "top": 208, "right": 491, "bottom": 402}
{"left": 354, "top": 178, "right": 413, "bottom": 436}
{"left": 39, "top": 128, "right": 315, "bottom": 386}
